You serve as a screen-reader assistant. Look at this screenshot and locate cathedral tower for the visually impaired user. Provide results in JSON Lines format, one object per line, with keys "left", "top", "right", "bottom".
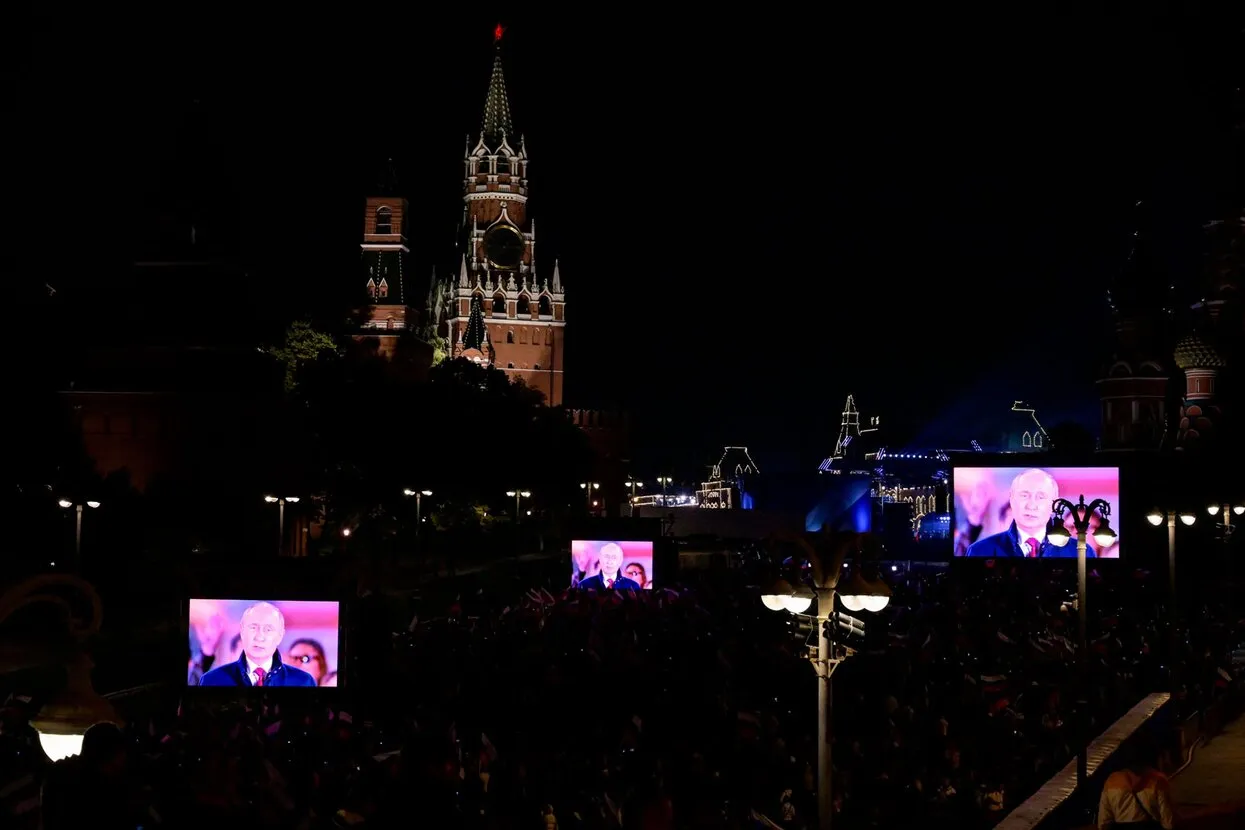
{"left": 1096, "top": 202, "right": 1172, "bottom": 451}
{"left": 445, "top": 26, "right": 566, "bottom": 405}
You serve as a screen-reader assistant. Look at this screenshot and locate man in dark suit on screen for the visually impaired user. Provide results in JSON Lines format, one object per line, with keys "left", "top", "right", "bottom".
{"left": 965, "top": 468, "right": 1088, "bottom": 559}
{"left": 575, "top": 542, "right": 641, "bottom": 590}
{"left": 199, "top": 602, "right": 318, "bottom": 687}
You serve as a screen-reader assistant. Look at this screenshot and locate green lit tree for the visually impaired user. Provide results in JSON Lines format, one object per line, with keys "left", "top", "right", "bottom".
{"left": 266, "top": 320, "right": 340, "bottom": 392}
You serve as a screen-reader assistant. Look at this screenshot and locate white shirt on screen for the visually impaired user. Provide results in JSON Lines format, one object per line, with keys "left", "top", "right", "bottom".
{"left": 245, "top": 655, "right": 274, "bottom": 685}
{"left": 1018, "top": 526, "right": 1046, "bottom": 544}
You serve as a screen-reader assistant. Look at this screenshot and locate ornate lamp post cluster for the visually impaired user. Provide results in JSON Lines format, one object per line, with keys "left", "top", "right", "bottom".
{"left": 0, "top": 575, "right": 120, "bottom": 762}
{"left": 1045, "top": 495, "right": 1116, "bottom": 789}
{"left": 760, "top": 535, "right": 892, "bottom": 830}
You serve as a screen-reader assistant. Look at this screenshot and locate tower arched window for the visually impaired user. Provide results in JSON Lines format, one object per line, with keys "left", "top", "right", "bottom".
{"left": 1033, "top": 432, "right": 1043, "bottom": 448}
{"left": 506, "top": 330, "right": 515, "bottom": 344}
{"left": 517, "top": 296, "right": 530, "bottom": 316}
{"left": 366, "top": 278, "right": 377, "bottom": 299}
{"left": 538, "top": 295, "right": 552, "bottom": 316}
{"left": 497, "top": 155, "right": 510, "bottom": 174}
{"left": 544, "top": 328, "right": 553, "bottom": 345}
{"left": 477, "top": 156, "right": 490, "bottom": 174}
{"left": 375, "top": 206, "right": 392, "bottom": 234}
{"left": 493, "top": 295, "right": 507, "bottom": 315}
{"left": 1022, "top": 431, "right": 1032, "bottom": 448}
{"left": 378, "top": 278, "right": 389, "bottom": 299}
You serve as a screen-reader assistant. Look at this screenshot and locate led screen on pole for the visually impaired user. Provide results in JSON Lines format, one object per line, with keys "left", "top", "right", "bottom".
{"left": 188, "top": 599, "right": 341, "bottom": 688}
{"left": 952, "top": 466, "right": 1121, "bottom": 559}
{"left": 571, "top": 540, "right": 655, "bottom": 590}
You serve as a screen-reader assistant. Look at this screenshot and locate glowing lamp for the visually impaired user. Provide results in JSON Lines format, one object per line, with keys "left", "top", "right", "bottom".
{"left": 760, "top": 578, "right": 816, "bottom": 614}
{"left": 1234, "top": 505, "right": 1244, "bottom": 516}
{"left": 1092, "top": 521, "right": 1118, "bottom": 549}
{"left": 1146, "top": 511, "right": 1164, "bottom": 527}
{"left": 1046, "top": 518, "right": 1072, "bottom": 547}
{"left": 784, "top": 585, "right": 815, "bottom": 614}
{"left": 32, "top": 652, "right": 121, "bottom": 762}
{"left": 1179, "top": 513, "right": 1196, "bottom": 526}
{"left": 1207, "top": 505, "right": 1220, "bottom": 516}
{"left": 761, "top": 578, "right": 795, "bottom": 613}
{"left": 838, "top": 570, "right": 891, "bottom": 613}
{"left": 760, "top": 594, "right": 788, "bottom": 612}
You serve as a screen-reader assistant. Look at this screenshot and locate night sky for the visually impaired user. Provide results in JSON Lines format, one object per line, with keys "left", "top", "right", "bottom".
{"left": 15, "top": 8, "right": 1240, "bottom": 475}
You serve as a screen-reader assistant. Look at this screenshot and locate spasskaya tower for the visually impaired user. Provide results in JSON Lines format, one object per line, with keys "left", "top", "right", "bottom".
{"left": 444, "top": 25, "right": 566, "bottom": 406}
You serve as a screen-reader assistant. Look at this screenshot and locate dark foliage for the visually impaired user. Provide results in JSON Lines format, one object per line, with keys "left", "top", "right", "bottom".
{"left": 291, "top": 354, "right": 592, "bottom": 532}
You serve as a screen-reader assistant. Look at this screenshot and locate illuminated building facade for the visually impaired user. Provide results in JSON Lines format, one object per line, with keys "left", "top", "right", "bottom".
{"left": 440, "top": 27, "right": 566, "bottom": 405}
{"left": 695, "top": 447, "right": 760, "bottom": 509}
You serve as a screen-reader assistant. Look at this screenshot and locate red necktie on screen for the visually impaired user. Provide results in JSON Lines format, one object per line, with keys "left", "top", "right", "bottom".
{"left": 254, "top": 667, "right": 265, "bottom": 687}
{"left": 606, "top": 579, "right": 614, "bottom": 589}
{"left": 1025, "top": 538, "right": 1039, "bottom": 558}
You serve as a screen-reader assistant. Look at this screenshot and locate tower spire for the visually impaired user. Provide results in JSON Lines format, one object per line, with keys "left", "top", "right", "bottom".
{"left": 480, "top": 26, "right": 514, "bottom": 145}
{"left": 462, "top": 293, "right": 491, "bottom": 359}
{"left": 833, "top": 395, "right": 861, "bottom": 459}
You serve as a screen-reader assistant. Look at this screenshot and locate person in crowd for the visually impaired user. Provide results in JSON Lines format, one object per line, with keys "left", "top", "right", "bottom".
{"left": 575, "top": 543, "right": 640, "bottom": 590}
{"left": 966, "top": 469, "right": 1088, "bottom": 558}
{"left": 1097, "top": 733, "right": 1175, "bottom": 829}
{"left": 199, "top": 602, "right": 317, "bottom": 687}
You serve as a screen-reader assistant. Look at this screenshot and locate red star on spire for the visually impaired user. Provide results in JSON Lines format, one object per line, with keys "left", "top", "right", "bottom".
{"left": 493, "top": 23, "right": 505, "bottom": 43}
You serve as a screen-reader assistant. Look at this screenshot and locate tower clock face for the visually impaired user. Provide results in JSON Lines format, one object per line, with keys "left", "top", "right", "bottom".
{"left": 483, "top": 225, "right": 525, "bottom": 270}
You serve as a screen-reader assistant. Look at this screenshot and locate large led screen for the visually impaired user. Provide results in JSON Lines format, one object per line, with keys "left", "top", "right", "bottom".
{"left": 188, "top": 599, "right": 341, "bottom": 687}
{"left": 571, "top": 540, "right": 655, "bottom": 590}
{"left": 952, "top": 466, "right": 1121, "bottom": 559}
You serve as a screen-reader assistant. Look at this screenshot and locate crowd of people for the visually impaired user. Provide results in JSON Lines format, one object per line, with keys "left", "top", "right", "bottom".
{"left": 1, "top": 552, "right": 1241, "bottom": 829}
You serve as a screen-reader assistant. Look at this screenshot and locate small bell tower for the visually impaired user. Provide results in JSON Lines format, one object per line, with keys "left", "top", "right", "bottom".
{"left": 357, "top": 160, "right": 419, "bottom": 358}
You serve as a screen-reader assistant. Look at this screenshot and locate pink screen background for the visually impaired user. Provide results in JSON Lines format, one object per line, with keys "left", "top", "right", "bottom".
{"left": 952, "top": 466, "right": 1122, "bottom": 558}
{"left": 188, "top": 599, "right": 341, "bottom": 687}
{"left": 571, "top": 540, "right": 655, "bottom": 589}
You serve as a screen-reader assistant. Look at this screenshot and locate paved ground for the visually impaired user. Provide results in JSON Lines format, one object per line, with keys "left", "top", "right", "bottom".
{"left": 1171, "top": 711, "right": 1245, "bottom": 809}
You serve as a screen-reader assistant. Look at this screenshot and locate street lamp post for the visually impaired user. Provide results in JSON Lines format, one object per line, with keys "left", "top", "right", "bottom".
{"left": 506, "top": 490, "right": 532, "bottom": 563}
{"left": 403, "top": 489, "right": 433, "bottom": 576}
{"left": 760, "top": 535, "right": 892, "bottom": 830}
{"left": 655, "top": 476, "right": 673, "bottom": 506}
{"left": 625, "top": 478, "right": 644, "bottom": 516}
{"left": 1147, "top": 503, "right": 1242, "bottom": 614}
{"left": 263, "top": 496, "right": 300, "bottom": 556}
{"left": 1046, "top": 495, "right": 1116, "bottom": 790}
{"left": 403, "top": 488, "right": 433, "bottom": 528}
{"left": 57, "top": 499, "right": 100, "bottom": 571}
{"left": 505, "top": 489, "right": 532, "bottom": 522}
{"left": 579, "top": 482, "right": 600, "bottom": 514}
